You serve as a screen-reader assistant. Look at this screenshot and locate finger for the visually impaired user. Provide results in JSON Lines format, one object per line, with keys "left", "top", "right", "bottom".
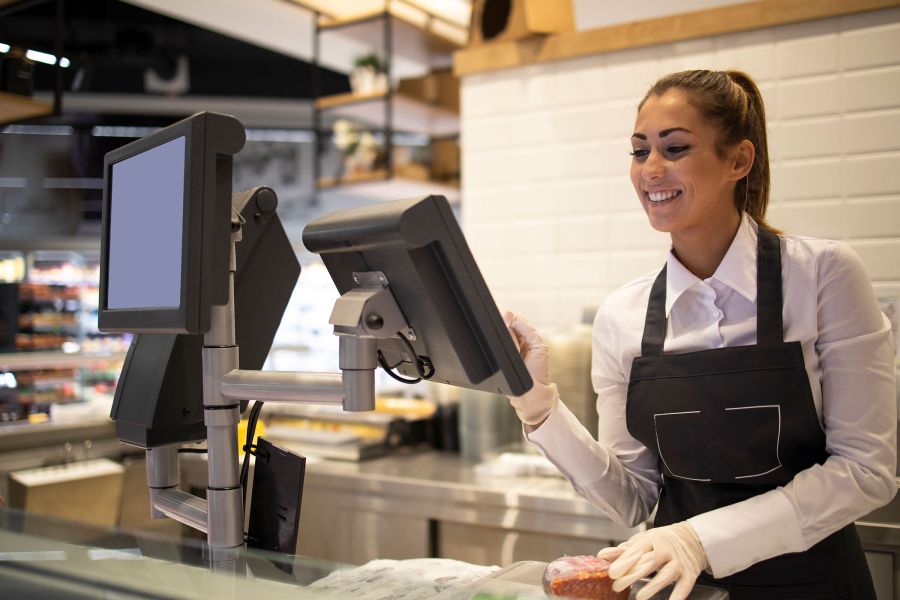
{"left": 668, "top": 570, "right": 699, "bottom": 600}
{"left": 634, "top": 561, "right": 680, "bottom": 600}
{"left": 508, "top": 314, "right": 547, "bottom": 353}
{"left": 607, "top": 540, "right": 653, "bottom": 579}
{"left": 596, "top": 545, "right": 626, "bottom": 561}
{"left": 611, "top": 552, "right": 658, "bottom": 592}
{"left": 500, "top": 309, "right": 515, "bottom": 328}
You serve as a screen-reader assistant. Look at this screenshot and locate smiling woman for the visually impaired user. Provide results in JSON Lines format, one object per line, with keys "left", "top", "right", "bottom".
{"left": 503, "top": 69, "right": 897, "bottom": 600}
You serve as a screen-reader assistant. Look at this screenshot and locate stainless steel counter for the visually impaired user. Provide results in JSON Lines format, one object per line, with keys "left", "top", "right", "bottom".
{"left": 300, "top": 450, "right": 641, "bottom": 541}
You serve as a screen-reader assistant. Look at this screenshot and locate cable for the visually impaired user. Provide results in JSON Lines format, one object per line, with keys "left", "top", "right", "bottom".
{"left": 376, "top": 331, "right": 435, "bottom": 384}
{"left": 378, "top": 349, "right": 421, "bottom": 384}
{"left": 240, "top": 400, "right": 264, "bottom": 502}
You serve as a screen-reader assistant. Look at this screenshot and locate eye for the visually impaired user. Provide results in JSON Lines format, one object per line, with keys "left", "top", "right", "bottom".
{"left": 666, "top": 145, "right": 690, "bottom": 155}
{"left": 630, "top": 148, "right": 649, "bottom": 160}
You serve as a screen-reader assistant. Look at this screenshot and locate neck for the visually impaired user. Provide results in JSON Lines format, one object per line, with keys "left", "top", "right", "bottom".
{"left": 671, "top": 210, "right": 742, "bottom": 279}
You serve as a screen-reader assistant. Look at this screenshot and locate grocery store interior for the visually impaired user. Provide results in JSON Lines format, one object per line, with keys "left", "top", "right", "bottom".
{"left": 0, "top": 0, "right": 899, "bottom": 598}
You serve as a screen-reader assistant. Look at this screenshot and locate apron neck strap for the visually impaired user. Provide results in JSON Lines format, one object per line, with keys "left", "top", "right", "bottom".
{"left": 640, "top": 226, "right": 784, "bottom": 355}
{"left": 756, "top": 226, "right": 784, "bottom": 345}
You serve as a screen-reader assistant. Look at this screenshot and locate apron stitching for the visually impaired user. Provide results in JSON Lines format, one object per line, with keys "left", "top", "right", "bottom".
{"left": 653, "top": 412, "right": 712, "bottom": 482}
{"left": 726, "top": 405, "right": 783, "bottom": 479}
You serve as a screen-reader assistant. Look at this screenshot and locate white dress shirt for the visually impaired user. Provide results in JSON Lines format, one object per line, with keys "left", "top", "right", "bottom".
{"left": 527, "top": 213, "right": 897, "bottom": 578}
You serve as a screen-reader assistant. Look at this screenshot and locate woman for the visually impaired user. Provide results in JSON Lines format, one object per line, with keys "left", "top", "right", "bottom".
{"left": 504, "top": 70, "right": 896, "bottom": 600}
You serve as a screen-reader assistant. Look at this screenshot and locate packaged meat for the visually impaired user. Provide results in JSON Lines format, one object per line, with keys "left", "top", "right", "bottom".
{"left": 542, "top": 555, "right": 629, "bottom": 599}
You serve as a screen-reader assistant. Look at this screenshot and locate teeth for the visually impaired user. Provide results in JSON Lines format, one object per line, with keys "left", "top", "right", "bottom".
{"left": 647, "top": 190, "right": 680, "bottom": 202}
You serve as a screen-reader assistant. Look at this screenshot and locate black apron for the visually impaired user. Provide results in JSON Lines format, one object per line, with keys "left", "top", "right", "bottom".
{"left": 625, "top": 227, "right": 876, "bottom": 600}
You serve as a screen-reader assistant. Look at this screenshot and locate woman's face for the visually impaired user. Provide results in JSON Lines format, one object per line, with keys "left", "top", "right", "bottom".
{"left": 630, "top": 89, "right": 743, "bottom": 238}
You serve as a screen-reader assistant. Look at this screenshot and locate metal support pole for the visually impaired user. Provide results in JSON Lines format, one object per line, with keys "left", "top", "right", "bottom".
{"left": 202, "top": 231, "right": 243, "bottom": 551}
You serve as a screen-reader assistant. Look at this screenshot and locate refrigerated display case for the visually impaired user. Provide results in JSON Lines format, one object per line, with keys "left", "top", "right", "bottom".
{"left": 0, "top": 248, "right": 128, "bottom": 425}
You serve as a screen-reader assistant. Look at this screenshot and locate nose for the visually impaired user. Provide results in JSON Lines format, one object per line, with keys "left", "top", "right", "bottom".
{"left": 642, "top": 150, "right": 667, "bottom": 182}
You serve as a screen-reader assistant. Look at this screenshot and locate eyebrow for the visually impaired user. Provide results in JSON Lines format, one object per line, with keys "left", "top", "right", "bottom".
{"left": 631, "top": 127, "right": 693, "bottom": 140}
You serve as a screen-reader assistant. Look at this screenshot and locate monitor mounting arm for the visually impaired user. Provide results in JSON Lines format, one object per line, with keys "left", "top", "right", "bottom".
{"left": 144, "top": 233, "right": 415, "bottom": 560}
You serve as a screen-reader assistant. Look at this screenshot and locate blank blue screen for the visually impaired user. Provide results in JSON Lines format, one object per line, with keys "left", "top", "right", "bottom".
{"left": 107, "top": 136, "right": 185, "bottom": 310}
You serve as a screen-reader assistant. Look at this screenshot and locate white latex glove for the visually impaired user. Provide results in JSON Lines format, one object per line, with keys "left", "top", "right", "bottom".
{"left": 597, "top": 522, "right": 708, "bottom": 600}
{"left": 501, "top": 310, "right": 558, "bottom": 426}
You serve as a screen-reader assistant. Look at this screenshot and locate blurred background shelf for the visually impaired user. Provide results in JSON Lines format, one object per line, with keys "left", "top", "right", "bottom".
{"left": 0, "top": 91, "right": 53, "bottom": 126}
{"left": 316, "top": 90, "right": 458, "bottom": 137}
{"left": 317, "top": 168, "right": 459, "bottom": 204}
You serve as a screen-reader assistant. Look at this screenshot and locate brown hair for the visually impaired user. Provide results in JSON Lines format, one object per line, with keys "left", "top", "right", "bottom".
{"left": 639, "top": 70, "right": 774, "bottom": 231}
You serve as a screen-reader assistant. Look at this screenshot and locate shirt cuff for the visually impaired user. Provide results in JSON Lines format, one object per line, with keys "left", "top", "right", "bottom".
{"left": 526, "top": 399, "right": 610, "bottom": 485}
{"left": 688, "top": 489, "right": 804, "bottom": 578}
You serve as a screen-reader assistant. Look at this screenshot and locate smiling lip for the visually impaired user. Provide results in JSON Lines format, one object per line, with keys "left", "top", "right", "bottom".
{"left": 645, "top": 190, "right": 682, "bottom": 203}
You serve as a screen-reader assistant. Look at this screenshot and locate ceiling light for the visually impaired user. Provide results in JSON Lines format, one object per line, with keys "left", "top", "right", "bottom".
{"left": 25, "top": 49, "right": 56, "bottom": 65}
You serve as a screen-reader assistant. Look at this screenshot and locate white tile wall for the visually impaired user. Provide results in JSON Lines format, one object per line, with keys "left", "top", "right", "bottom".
{"left": 460, "top": 7, "right": 900, "bottom": 328}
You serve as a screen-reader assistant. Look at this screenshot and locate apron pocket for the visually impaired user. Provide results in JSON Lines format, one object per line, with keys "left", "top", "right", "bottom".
{"left": 722, "top": 404, "right": 782, "bottom": 481}
{"left": 653, "top": 410, "right": 711, "bottom": 481}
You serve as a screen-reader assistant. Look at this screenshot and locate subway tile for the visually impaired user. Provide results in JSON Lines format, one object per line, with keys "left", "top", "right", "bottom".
{"left": 772, "top": 157, "right": 842, "bottom": 201}
{"left": 507, "top": 111, "right": 559, "bottom": 147}
{"left": 841, "top": 67, "right": 900, "bottom": 113}
{"left": 461, "top": 77, "right": 515, "bottom": 117}
{"left": 844, "top": 153, "right": 900, "bottom": 197}
{"left": 558, "top": 214, "right": 610, "bottom": 252}
{"left": 777, "top": 76, "right": 840, "bottom": 119}
{"left": 843, "top": 196, "right": 900, "bottom": 238}
{"left": 842, "top": 109, "right": 900, "bottom": 155}
{"left": 771, "top": 117, "right": 842, "bottom": 159}
{"left": 658, "top": 38, "right": 716, "bottom": 75}
{"left": 550, "top": 104, "right": 621, "bottom": 143}
{"left": 607, "top": 249, "right": 670, "bottom": 288}
{"left": 840, "top": 20, "right": 900, "bottom": 71}
{"left": 872, "top": 282, "right": 900, "bottom": 300}
{"left": 554, "top": 252, "right": 611, "bottom": 290}
{"left": 839, "top": 6, "right": 900, "bottom": 32}
{"left": 767, "top": 199, "right": 846, "bottom": 239}
{"left": 607, "top": 176, "right": 640, "bottom": 212}
{"left": 555, "top": 54, "right": 608, "bottom": 106}
{"left": 557, "top": 290, "right": 609, "bottom": 327}
{"left": 605, "top": 46, "right": 661, "bottom": 100}
{"left": 846, "top": 239, "right": 900, "bottom": 280}
{"left": 714, "top": 29, "right": 777, "bottom": 82}
{"left": 511, "top": 64, "right": 560, "bottom": 111}
{"left": 496, "top": 290, "right": 560, "bottom": 329}
{"left": 461, "top": 115, "right": 512, "bottom": 152}
{"left": 775, "top": 27, "right": 839, "bottom": 79}
{"left": 606, "top": 100, "right": 641, "bottom": 137}
{"left": 608, "top": 212, "right": 671, "bottom": 250}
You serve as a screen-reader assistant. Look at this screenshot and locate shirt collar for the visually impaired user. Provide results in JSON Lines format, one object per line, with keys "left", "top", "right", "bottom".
{"left": 665, "top": 213, "right": 758, "bottom": 316}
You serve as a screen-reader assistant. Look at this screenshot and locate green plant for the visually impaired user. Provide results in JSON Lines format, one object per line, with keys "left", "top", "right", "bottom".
{"left": 353, "top": 52, "right": 385, "bottom": 73}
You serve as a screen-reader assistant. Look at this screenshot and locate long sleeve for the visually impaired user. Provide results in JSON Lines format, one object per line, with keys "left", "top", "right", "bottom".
{"left": 689, "top": 241, "right": 897, "bottom": 578}
{"left": 527, "top": 281, "right": 663, "bottom": 528}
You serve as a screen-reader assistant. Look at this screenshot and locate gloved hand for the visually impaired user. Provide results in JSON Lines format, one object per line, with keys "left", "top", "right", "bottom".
{"left": 502, "top": 310, "right": 558, "bottom": 426}
{"left": 597, "top": 521, "right": 708, "bottom": 600}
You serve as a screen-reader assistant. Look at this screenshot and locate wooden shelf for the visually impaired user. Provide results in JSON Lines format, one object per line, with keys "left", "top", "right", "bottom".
{"left": 316, "top": 91, "right": 458, "bottom": 137}
{"left": 317, "top": 7, "right": 466, "bottom": 67}
{"left": 318, "top": 169, "right": 459, "bottom": 204}
{"left": 0, "top": 91, "right": 52, "bottom": 125}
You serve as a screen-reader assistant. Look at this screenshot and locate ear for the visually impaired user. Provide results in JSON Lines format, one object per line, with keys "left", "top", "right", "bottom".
{"left": 730, "top": 140, "right": 755, "bottom": 181}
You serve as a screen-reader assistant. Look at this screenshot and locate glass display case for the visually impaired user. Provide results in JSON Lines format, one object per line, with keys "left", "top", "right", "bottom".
{"left": 0, "top": 249, "right": 129, "bottom": 425}
{"left": 0, "top": 506, "right": 729, "bottom": 599}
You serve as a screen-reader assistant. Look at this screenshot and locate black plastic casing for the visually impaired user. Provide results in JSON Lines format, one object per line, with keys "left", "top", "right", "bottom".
{"left": 302, "top": 195, "right": 533, "bottom": 397}
{"left": 99, "top": 111, "right": 245, "bottom": 334}
{"left": 110, "top": 187, "right": 300, "bottom": 448}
